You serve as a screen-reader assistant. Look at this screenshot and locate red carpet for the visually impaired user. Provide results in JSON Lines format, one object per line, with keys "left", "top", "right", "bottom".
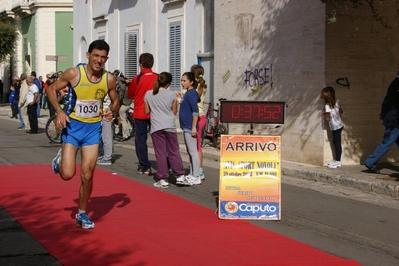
{"left": 0, "top": 165, "right": 361, "bottom": 266}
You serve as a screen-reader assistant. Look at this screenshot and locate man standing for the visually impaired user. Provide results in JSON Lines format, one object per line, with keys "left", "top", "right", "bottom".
{"left": 47, "top": 40, "right": 120, "bottom": 229}
{"left": 25, "top": 76, "right": 39, "bottom": 134}
{"left": 18, "top": 73, "right": 30, "bottom": 131}
{"left": 31, "top": 71, "right": 42, "bottom": 117}
{"left": 364, "top": 71, "right": 399, "bottom": 173}
{"left": 128, "top": 53, "right": 158, "bottom": 174}
{"left": 117, "top": 72, "right": 132, "bottom": 141}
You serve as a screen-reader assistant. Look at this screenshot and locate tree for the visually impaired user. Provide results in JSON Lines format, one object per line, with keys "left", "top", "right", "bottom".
{"left": 321, "top": 0, "right": 398, "bottom": 28}
{"left": 0, "top": 22, "right": 18, "bottom": 62}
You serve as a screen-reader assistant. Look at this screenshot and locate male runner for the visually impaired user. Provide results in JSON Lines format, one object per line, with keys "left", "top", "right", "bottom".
{"left": 47, "top": 40, "right": 120, "bottom": 229}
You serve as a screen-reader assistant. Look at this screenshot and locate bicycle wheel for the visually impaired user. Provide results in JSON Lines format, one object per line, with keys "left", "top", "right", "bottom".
{"left": 127, "top": 116, "right": 135, "bottom": 138}
{"left": 200, "top": 126, "right": 207, "bottom": 147}
{"left": 46, "top": 115, "right": 62, "bottom": 144}
{"left": 212, "top": 124, "right": 228, "bottom": 148}
{"left": 218, "top": 123, "right": 229, "bottom": 135}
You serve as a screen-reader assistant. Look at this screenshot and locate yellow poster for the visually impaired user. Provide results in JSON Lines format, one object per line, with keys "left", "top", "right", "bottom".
{"left": 218, "top": 135, "right": 281, "bottom": 220}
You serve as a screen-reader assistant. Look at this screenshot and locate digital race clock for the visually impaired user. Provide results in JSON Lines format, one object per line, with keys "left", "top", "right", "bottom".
{"left": 219, "top": 101, "right": 285, "bottom": 124}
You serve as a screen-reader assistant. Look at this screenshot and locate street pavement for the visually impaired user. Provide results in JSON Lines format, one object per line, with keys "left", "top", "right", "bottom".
{"left": 0, "top": 103, "right": 398, "bottom": 265}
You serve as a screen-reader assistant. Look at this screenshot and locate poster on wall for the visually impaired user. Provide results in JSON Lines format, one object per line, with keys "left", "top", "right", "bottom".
{"left": 218, "top": 135, "right": 281, "bottom": 220}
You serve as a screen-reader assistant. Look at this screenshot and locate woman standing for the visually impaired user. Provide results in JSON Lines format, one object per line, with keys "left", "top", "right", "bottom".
{"left": 144, "top": 72, "right": 186, "bottom": 188}
{"left": 177, "top": 72, "right": 201, "bottom": 185}
{"left": 191, "top": 64, "right": 207, "bottom": 180}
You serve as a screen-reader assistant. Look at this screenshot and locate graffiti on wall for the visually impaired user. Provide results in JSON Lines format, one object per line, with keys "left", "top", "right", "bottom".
{"left": 336, "top": 77, "right": 350, "bottom": 89}
{"left": 244, "top": 64, "right": 273, "bottom": 92}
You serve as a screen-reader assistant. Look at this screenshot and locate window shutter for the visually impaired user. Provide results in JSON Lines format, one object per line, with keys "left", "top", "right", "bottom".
{"left": 125, "top": 31, "right": 139, "bottom": 79}
{"left": 169, "top": 22, "right": 181, "bottom": 91}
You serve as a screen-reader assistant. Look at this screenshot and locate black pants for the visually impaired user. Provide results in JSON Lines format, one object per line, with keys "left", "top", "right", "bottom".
{"left": 28, "top": 103, "right": 38, "bottom": 133}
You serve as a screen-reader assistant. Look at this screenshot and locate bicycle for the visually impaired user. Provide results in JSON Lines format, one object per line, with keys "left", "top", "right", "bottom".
{"left": 201, "top": 98, "right": 229, "bottom": 148}
{"left": 45, "top": 113, "right": 62, "bottom": 143}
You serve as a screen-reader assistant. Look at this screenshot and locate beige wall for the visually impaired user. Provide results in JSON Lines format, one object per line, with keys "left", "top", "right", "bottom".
{"left": 325, "top": 1, "right": 399, "bottom": 165}
{"left": 214, "top": 1, "right": 327, "bottom": 165}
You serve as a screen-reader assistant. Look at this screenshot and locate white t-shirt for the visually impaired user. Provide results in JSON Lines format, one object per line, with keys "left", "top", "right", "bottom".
{"left": 26, "top": 84, "right": 39, "bottom": 104}
{"left": 325, "top": 100, "right": 344, "bottom": 131}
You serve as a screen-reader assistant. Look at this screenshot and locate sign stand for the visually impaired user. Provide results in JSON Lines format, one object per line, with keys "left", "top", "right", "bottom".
{"left": 218, "top": 101, "right": 285, "bottom": 220}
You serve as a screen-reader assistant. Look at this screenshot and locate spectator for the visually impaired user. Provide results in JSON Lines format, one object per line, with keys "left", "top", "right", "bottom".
{"left": 40, "top": 75, "right": 48, "bottom": 109}
{"left": 128, "top": 53, "right": 158, "bottom": 175}
{"left": 191, "top": 64, "right": 207, "bottom": 180}
{"left": 177, "top": 72, "right": 201, "bottom": 186}
{"left": 25, "top": 76, "right": 39, "bottom": 134}
{"left": 144, "top": 72, "right": 185, "bottom": 188}
{"left": 116, "top": 71, "right": 132, "bottom": 142}
{"left": 0, "top": 79, "right": 3, "bottom": 103}
{"left": 97, "top": 93, "right": 114, "bottom": 165}
{"left": 18, "top": 73, "right": 30, "bottom": 132}
{"left": 31, "top": 71, "right": 42, "bottom": 117}
{"left": 321, "top": 86, "right": 344, "bottom": 169}
{"left": 8, "top": 83, "right": 18, "bottom": 119}
{"left": 364, "top": 72, "right": 399, "bottom": 173}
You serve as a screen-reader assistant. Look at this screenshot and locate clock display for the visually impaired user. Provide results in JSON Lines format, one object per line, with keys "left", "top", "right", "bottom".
{"left": 219, "top": 101, "right": 285, "bottom": 124}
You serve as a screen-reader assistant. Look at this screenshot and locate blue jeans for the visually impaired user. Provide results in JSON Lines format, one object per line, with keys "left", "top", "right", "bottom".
{"left": 18, "top": 106, "right": 25, "bottom": 128}
{"left": 364, "top": 127, "right": 399, "bottom": 168}
{"left": 134, "top": 118, "right": 151, "bottom": 170}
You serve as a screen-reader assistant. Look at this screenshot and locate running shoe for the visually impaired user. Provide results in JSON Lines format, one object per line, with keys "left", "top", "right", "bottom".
{"left": 97, "top": 158, "right": 112, "bottom": 165}
{"left": 52, "top": 149, "right": 62, "bottom": 174}
{"left": 199, "top": 173, "right": 205, "bottom": 180}
{"left": 176, "top": 175, "right": 186, "bottom": 184}
{"left": 182, "top": 175, "right": 201, "bottom": 186}
{"left": 327, "top": 161, "right": 342, "bottom": 169}
{"left": 153, "top": 179, "right": 169, "bottom": 189}
{"left": 75, "top": 212, "right": 95, "bottom": 229}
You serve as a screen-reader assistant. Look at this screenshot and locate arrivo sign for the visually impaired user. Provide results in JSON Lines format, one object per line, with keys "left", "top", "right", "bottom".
{"left": 219, "top": 101, "right": 285, "bottom": 124}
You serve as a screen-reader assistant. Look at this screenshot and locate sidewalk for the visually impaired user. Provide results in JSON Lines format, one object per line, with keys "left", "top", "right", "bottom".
{"left": 1, "top": 104, "right": 398, "bottom": 199}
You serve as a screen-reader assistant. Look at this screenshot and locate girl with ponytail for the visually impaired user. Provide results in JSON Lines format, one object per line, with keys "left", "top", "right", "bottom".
{"left": 191, "top": 64, "right": 207, "bottom": 180}
{"left": 144, "top": 72, "right": 186, "bottom": 188}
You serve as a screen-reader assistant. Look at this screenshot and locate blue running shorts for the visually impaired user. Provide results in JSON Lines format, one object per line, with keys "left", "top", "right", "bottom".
{"left": 61, "top": 119, "right": 102, "bottom": 148}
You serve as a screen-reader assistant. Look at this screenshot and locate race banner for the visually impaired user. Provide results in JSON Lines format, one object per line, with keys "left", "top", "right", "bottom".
{"left": 218, "top": 135, "right": 281, "bottom": 220}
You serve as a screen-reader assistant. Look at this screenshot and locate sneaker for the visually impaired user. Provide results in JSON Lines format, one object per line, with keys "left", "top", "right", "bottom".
{"left": 176, "top": 175, "right": 186, "bottom": 184}
{"left": 327, "top": 160, "right": 335, "bottom": 166}
{"left": 138, "top": 168, "right": 152, "bottom": 175}
{"left": 327, "top": 161, "right": 342, "bottom": 169}
{"left": 182, "top": 175, "right": 201, "bottom": 186}
{"left": 153, "top": 179, "right": 169, "bottom": 189}
{"left": 52, "top": 149, "right": 62, "bottom": 174}
{"left": 75, "top": 212, "right": 95, "bottom": 229}
{"left": 199, "top": 173, "right": 205, "bottom": 180}
{"left": 97, "top": 158, "right": 112, "bottom": 165}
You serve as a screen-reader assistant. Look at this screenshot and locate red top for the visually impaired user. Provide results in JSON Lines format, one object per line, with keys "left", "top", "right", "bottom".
{"left": 128, "top": 68, "right": 158, "bottom": 119}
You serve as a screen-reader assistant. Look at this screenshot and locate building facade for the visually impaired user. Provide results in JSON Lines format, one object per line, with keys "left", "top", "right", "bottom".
{"left": 73, "top": 0, "right": 214, "bottom": 101}
{"left": 214, "top": 0, "right": 399, "bottom": 166}
{"left": 0, "top": 0, "right": 73, "bottom": 99}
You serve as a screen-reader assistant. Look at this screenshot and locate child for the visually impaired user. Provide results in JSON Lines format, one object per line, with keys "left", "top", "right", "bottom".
{"left": 191, "top": 64, "right": 207, "bottom": 180}
{"left": 321, "top": 86, "right": 344, "bottom": 168}
{"left": 144, "top": 72, "right": 186, "bottom": 188}
{"left": 177, "top": 72, "right": 201, "bottom": 185}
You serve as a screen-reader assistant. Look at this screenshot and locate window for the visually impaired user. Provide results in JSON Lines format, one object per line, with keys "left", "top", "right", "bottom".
{"left": 125, "top": 31, "right": 139, "bottom": 79}
{"left": 169, "top": 21, "right": 181, "bottom": 91}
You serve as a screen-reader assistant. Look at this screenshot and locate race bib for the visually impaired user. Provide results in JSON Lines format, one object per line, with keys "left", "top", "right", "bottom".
{"left": 75, "top": 100, "right": 100, "bottom": 118}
